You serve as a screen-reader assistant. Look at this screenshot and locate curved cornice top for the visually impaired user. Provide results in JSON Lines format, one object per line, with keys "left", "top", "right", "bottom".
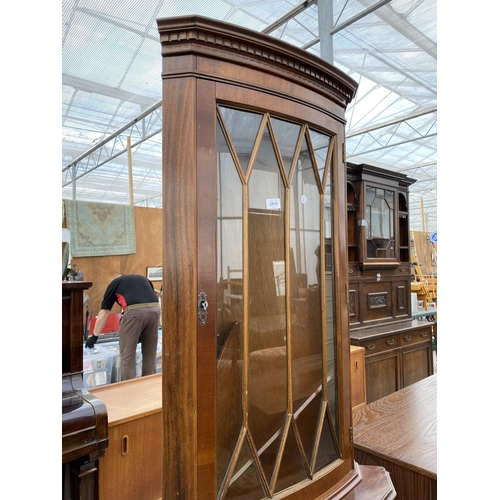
{"left": 157, "top": 15, "right": 358, "bottom": 108}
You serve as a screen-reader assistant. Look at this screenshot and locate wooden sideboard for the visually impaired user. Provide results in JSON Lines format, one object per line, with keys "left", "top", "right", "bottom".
{"left": 350, "top": 319, "right": 434, "bottom": 404}
{"left": 352, "top": 374, "right": 437, "bottom": 500}
{"left": 89, "top": 373, "right": 162, "bottom": 500}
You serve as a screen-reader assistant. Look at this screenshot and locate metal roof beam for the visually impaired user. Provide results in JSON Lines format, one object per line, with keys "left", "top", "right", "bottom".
{"left": 302, "top": 0, "right": 392, "bottom": 49}
{"left": 74, "top": 6, "right": 159, "bottom": 41}
{"left": 357, "top": 0, "right": 437, "bottom": 59}
{"left": 262, "top": 0, "right": 317, "bottom": 34}
{"left": 62, "top": 74, "right": 158, "bottom": 109}
{"left": 62, "top": 102, "right": 162, "bottom": 187}
{"left": 347, "top": 107, "right": 436, "bottom": 138}
{"left": 347, "top": 131, "right": 436, "bottom": 156}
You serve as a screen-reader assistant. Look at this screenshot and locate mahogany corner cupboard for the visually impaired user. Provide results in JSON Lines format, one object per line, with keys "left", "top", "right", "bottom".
{"left": 157, "top": 16, "right": 395, "bottom": 500}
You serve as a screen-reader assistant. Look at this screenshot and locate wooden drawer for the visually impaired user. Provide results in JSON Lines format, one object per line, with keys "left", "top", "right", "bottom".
{"left": 360, "top": 335, "right": 399, "bottom": 355}
{"left": 399, "top": 327, "right": 432, "bottom": 346}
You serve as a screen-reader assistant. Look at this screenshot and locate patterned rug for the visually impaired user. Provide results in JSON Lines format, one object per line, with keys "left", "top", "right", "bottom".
{"left": 64, "top": 200, "right": 136, "bottom": 257}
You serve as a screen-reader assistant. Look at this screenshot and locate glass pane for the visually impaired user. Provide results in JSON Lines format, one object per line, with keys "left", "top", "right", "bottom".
{"left": 386, "top": 189, "right": 394, "bottom": 209}
{"left": 219, "top": 106, "right": 263, "bottom": 177}
{"left": 216, "top": 118, "right": 244, "bottom": 492}
{"left": 366, "top": 205, "right": 371, "bottom": 237}
{"left": 216, "top": 106, "right": 338, "bottom": 498}
{"left": 325, "top": 168, "right": 337, "bottom": 437}
{"left": 365, "top": 186, "right": 376, "bottom": 205}
{"left": 287, "top": 133, "right": 323, "bottom": 476}
{"left": 216, "top": 323, "right": 243, "bottom": 491}
{"left": 367, "top": 239, "right": 377, "bottom": 258}
{"left": 370, "top": 197, "right": 390, "bottom": 239}
{"left": 270, "top": 117, "right": 302, "bottom": 179}
{"left": 225, "top": 436, "right": 266, "bottom": 500}
{"left": 248, "top": 124, "right": 285, "bottom": 211}
{"left": 387, "top": 240, "right": 395, "bottom": 258}
{"left": 308, "top": 128, "right": 330, "bottom": 184}
{"left": 366, "top": 186, "right": 397, "bottom": 259}
{"left": 289, "top": 133, "right": 322, "bottom": 410}
{"left": 314, "top": 413, "right": 340, "bottom": 473}
{"left": 247, "top": 122, "right": 287, "bottom": 486}
{"left": 294, "top": 391, "right": 322, "bottom": 467}
{"left": 274, "top": 424, "right": 308, "bottom": 491}
{"left": 216, "top": 119, "right": 244, "bottom": 335}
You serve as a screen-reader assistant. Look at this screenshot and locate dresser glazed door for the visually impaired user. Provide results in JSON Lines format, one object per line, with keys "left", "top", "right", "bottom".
{"left": 215, "top": 104, "right": 340, "bottom": 499}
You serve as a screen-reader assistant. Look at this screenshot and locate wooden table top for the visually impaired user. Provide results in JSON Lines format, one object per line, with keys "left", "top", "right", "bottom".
{"left": 89, "top": 373, "right": 162, "bottom": 426}
{"left": 349, "top": 318, "right": 432, "bottom": 341}
{"left": 352, "top": 374, "right": 437, "bottom": 479}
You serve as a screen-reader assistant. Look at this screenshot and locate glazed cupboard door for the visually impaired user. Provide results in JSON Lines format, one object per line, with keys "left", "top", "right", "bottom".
{"left": 215, "top": 104, "right": 341, "bottom": 499}
{"left": 161, "top": 83, "right": 353, "bottom": 500}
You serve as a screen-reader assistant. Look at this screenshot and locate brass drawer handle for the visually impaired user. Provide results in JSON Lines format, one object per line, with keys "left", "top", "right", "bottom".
{"left": 366, "top": 343, "right": 376, "bottom": 350}
{"left": 403, "top": 334, "right": 412, "bottom": 341}
{"left": 386, "top": 339, "right": 395, "bottom": 346}
{"left": 420, "top": 331, "right": 429, "bottom": 337}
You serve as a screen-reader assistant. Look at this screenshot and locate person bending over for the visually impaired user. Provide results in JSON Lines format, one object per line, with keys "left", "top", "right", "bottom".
{"left": 86, "top": 274, "right": 160, "bottom": 381}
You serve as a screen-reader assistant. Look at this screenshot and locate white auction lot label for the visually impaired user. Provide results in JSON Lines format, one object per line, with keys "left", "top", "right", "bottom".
{"left": 266, "top": 198, "right": 281, "bottom": 210}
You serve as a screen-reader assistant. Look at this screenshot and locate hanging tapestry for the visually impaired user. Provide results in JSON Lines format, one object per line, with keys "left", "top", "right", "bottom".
{"left": 64, "top": 200, "right": 136, "bottom": 257}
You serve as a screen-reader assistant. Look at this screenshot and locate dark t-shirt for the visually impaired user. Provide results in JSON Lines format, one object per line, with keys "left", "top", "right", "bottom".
{"left": 101, "top": 274, "right": 159, "bottom": 311}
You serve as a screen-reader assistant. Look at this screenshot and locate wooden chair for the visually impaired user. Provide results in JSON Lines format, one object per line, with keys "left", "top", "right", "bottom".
{"left": 411, "top": 275, "right": 437, "bottom": 310}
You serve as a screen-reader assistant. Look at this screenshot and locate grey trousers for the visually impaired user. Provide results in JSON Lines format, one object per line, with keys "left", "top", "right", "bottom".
{"left": 119, "top": 305, "right": 160, "bottom": 381}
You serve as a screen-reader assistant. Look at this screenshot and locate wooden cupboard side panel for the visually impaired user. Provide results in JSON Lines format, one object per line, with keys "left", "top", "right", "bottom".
{"left": 162, "top": 76, "right": 199, "bottom": 498}
{"left": 99, "top": 413, "right": 162, "bottom": 500}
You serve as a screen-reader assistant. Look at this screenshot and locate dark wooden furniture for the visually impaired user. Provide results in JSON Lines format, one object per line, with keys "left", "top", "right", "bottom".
{"left": 346, "top": 162, "right": 417, "bottom": 328}
{"left": 157, "top": 15, "right": 394, "bottom": 500}
{"left": 346, "top": 163, "right": 434, "bottom": 402}
{"left": 350, "top": 319, "right": 434, "bottom": 404}
{"left": 353, "top": 374, "right": 437, "bottom": 500}
{"left": 89, "top": 374, "right": 162, "bottom": 500}
{"left": 62, "top": 281, "right": 108, "bottom": 500}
